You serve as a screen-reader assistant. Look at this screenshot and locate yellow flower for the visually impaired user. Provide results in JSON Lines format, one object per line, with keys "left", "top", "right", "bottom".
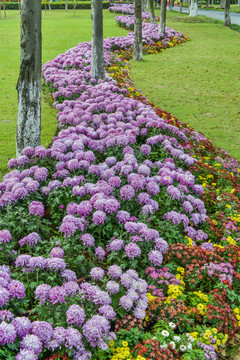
{"left": 225, "top": 204, "right": 231, "bottom": 209}
{"left": 122, "top": 341, "right": 128, "bottom": 347}
{"left": 212, "top": 328, "right": 218, "bottom": 334}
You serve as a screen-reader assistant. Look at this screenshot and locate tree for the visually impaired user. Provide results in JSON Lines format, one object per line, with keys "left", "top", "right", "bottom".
{"left": 48, "top": 0, "right": 51, "bottom": 10}
{"left": 73, "top": 0, "right": 78, "bottom": 17}
{"left": 133, "top": 0, "right": 143, "bottom": 61}
{"left": 224, "top": 0, "right": 231, "bottom": 26}
{"left": 0, "top": 1, "right": 7, "bottom": 18}
{"left": 65, "top": 0, "right": 68, "bottom": 11}
{"left": 179, "top": 0, "right": 183, "bottom": 13}
{"left": 149, "top": 0, "right": 156, "bottom": 24}
{"left": 91, "top": 0, "right": 105, "bottom": 80}
{"left": 159, "top": 0, "right": 167, "bottom": 33}
{"left": 16, "top": 0, "right": 42, "bottom": 157}
{"left": 189, "top": 0, "right": 198, "bottom": 17}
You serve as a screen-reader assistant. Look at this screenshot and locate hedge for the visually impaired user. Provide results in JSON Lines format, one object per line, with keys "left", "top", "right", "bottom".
{"left": 3, "top": 2, "right": 111, "bottom": 10}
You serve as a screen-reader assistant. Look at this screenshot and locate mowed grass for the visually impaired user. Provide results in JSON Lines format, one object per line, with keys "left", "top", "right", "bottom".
{"left": 130, "top": 11, "right": 240, "bottom": 160}
{"left": 0, "top": 9, "right": 127, "bottom": 178}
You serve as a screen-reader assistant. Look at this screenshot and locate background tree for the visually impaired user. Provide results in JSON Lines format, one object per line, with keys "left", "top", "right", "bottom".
{"left": 48, "top": 0, "right": 51, "bottom": 10}
{"left": 91, "top": 0, "right": 105, "bottom": 80}
{"left": 16, "top": 0, "right": 42, "bottom": 157}
{"left": 0, "top": 1, "right": 6, "bottom": 18}
{"left": 159, "top": 0, "right": 167, "bottom": 33}
{"left": 65, "top": 0, "right": 68, "bottom": 11}
{"left": 73, "top": 0, "right": 78, "bottom": 17}
{"left": 224, "top": 0, "right": 231, "bottom": 26}
{"left": 149, "top": 0, "right": 156, "bottom": 24}
{"left": 133, "top": 0, "right": 143, "bottom": 61}
{"left": 179, "top": 0, "right": 183, "bottom": 13}
{"left": 189, "top": 0, "right": 198, "bottom": 17}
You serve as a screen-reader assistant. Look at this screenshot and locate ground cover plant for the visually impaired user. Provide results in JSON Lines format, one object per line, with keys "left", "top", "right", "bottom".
{"left": 0, "top": 5, "right": 240, "bottom": 360}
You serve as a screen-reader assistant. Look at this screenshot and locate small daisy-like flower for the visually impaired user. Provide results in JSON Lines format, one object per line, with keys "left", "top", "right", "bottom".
{"left": 161, "top": 330, "right": 169, "bottom": 337}
{"left": 168, "top": 322, "right": 176, "bottom": 329}
{"left": 169, "top": 341, "right": 176, "bottom": 349}
{"left": 180, "top": 344, "right": 187, "bottom": 352}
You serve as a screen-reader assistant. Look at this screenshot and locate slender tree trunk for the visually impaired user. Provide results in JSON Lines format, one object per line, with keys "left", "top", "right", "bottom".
{"left": 65, "top": 0, "right": 68, "bottom": 11}
{"left": 159, "top": 0, "right": 167, "bottom": 33}
{"left": 2, "top": 1, "right": 6, "bottom": 17}
{"left": 220, "top": 0, "right": 225, "bottom": 6}
{"left": 238, "top": 0, "right": 240, "bottom": 7}
{"left": 224, "top": 0, "right": 231, "bottom": 26}
{"left": 189, "top": 0, "right": 198, "bottom": 16}
{"left": 180, "top": 0, "right": 183, "bottom": 12}
{"left": 48, "top": 0, "right": 51, "bottom": 10}
{"left": 16, "top": 0, "right": 42, "bottom": 157}
{"left": 133, "top": 0, "right": 143, "bottom": 61}
{"left": 146, "top": 0, "right": 150, "bottom": 10}
{"left": 206, "top": 0, "right": 209, "bottom": 7}
{"left": 91, "top": 0, "right": 105, "bottom": 80}
{"left": 73, "top": 0, "right": 77, "bottom": 16}
{"left": 149, "top": 0, "right": 156, "bottom": 23}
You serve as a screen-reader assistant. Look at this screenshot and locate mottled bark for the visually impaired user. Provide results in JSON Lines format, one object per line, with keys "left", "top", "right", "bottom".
{"left": 159, "top": 0, "right": 167, "bottom": 33}
{"left": 48, "top": 0, "right": 51, "bottom": 10}
{"left": 91, "top": 0, "right": 105, "bottom": 80}
{"left": 149, "top": 0, "right": 156, "bottom": 24}
{"left": 16, "top": 0, "right": 42, "bottom": 157}
{"left": 65, "top": 0, "right": 68, "bottom": 11}
{"left": 133, "top": 0, "right": 143, "bottom": 61}
{"left": 189, "top": 0, "right": 198, "bottom": 16}
{"left": 224, "top": 0, "right": 231, "bottom": 26}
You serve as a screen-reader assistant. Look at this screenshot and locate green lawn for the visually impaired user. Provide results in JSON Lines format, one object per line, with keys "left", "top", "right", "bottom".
{"left": 0, "top": 9, "right": 239, "bottom": 179}
{"left": 130, "top": 12, "right": 240, "bottom": 160}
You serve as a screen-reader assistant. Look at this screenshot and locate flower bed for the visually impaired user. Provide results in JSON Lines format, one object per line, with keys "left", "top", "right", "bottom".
{"left": 0, "top": 6, "right": 240, "bottom": 360}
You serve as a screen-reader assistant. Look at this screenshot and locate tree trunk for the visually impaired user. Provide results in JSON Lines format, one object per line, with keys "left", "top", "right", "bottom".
{"left": 16, "top": 0, "right": 42, "bottom": 157}
{"left": 159, "top": 0, "right": 167, "bottom": 33}
{"left": 189, "top": 0, "right": 198, "bottom": 16}
{"left": 133, "top": 0, "right": 143, "bottom": 61}
{"left": 224, "top": 0, "right": 231, "bottom": 26}
{"left": 48, "top": 0, "right": 51, "bottom": 10}
{"left": 149, "top": 0, "right": 156, "bottom": 23}
{"left": 73, "top": 0, "right": 77, "bottom": 16}
{"left": 91, "top": 0, "right": 105, "bottom": 80}
{"left": 65, "top": 0, "right": 68, "bottom": 11}
{"left": 2, "top": 1, "right": 6, "bottom": 17}
{"left": 206, "top": 0, "right": 209, "bottom": 7}
{"left": 220, "top": 0, "right": 225, "bottom": 6}
{"left": 180, "top": 0, "right": 183, "bottom": 12}
{"left": 238, "top": 0, "right": 240, "bottom": 7}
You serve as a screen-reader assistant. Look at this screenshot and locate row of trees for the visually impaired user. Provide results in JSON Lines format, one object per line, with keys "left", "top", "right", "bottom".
{"left": 16, "top": 0, "right": 231, "bottom": 155}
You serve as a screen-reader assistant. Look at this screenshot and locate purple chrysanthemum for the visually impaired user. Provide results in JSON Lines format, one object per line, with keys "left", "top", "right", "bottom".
{"left": 35, "top": 284, "right": 51, "bottom": 304}
{"left": 0, "top": 230, "right": 11, "bottom": 244}
{"left": 107, "top": 265, "right": 122, "bottom": 279}
{"left": 0, "top": 287, "right": 9, "bottom": 307}
{"left": 148, "top": 250, "right": 163, "bottom": 266}
{"left": 119, "top": 295, "right": 133, "bottom": 311}
{"left": 47, "top": 258, "right": 66, "bottom": 272}
{"left": 98, "top": 305, "right": 116, "bottom": 319}
{"left": 50, "top": 247, "right": 64, "bottom": 258}
{"left": 0, "top": 321, "right": 16, "bottom": 345}
{"left": 20, "top": 334, "right": 42, "bottom": 355}
{"left": 90, "top": 267, "right": 105, "bottom": 281}
{"left": 81, "top": 233, "right": 95, "bottom": 247}
{"left": 29, "top": 201, "right": 45, "bottom": 217}
{"left": 8, "top": 280, "right": 25, "bottom": 299}
{"left": 125, "top": 242, "right": 141, "bottom": 259}
{"left": 32, "top": 321, "right": 53, "bottom": 344}
{"left": 65, "top": 327, "right": 82, "bottom": 350}
{"left": 92, "top": 210, "right": 107, "bottom": 225}
{"left": 95, "top": 246, "right": 106, "bottom": 261}
{"left": 120, "top": 185, "right": 135, "bottom": 201}
{"left": 48, "top": 286, "right": 66, "bottom": 304}
{"left": 16, "top": 349, "right": 38, "bottom": 360}
{"left": 12, "top": 317, "right": 32, "bottom": 338}
{"left": 106, "top": 280, "right": 119, "bottom": 295}
{"left": 66, "top": 305, "right": 85, "bottom": 326}
{"left": 63, "top": 281, "right": 79, "bottom": 296}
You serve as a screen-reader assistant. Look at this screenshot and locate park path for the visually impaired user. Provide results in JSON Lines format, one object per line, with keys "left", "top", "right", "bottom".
{"left": 173, "top": 7, "right": 240, "bottom": 25}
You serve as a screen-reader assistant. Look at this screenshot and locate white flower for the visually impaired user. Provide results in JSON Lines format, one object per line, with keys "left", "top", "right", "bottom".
{"left": 169, "top": 341, "right": 176, "bottom": 349}
{"left": 188, "top": 336, "right": 195, "bottom": 343}
{"left": 187, "top": 343, "right": 193, "bottom": 350}
{"left": 173, "top": 336, "right": 181, "bottom": 343}
{"left": 161, "top": 330, "right": 169, "bottom": 337}
{"left": 180, "top": 344, "right": 187, "bottom": 352}
{"left": 160, "top": 343, "right": 168, "bottom": 349}
{"left": 168, "top": 322, "right": 176, "bottom": 329}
